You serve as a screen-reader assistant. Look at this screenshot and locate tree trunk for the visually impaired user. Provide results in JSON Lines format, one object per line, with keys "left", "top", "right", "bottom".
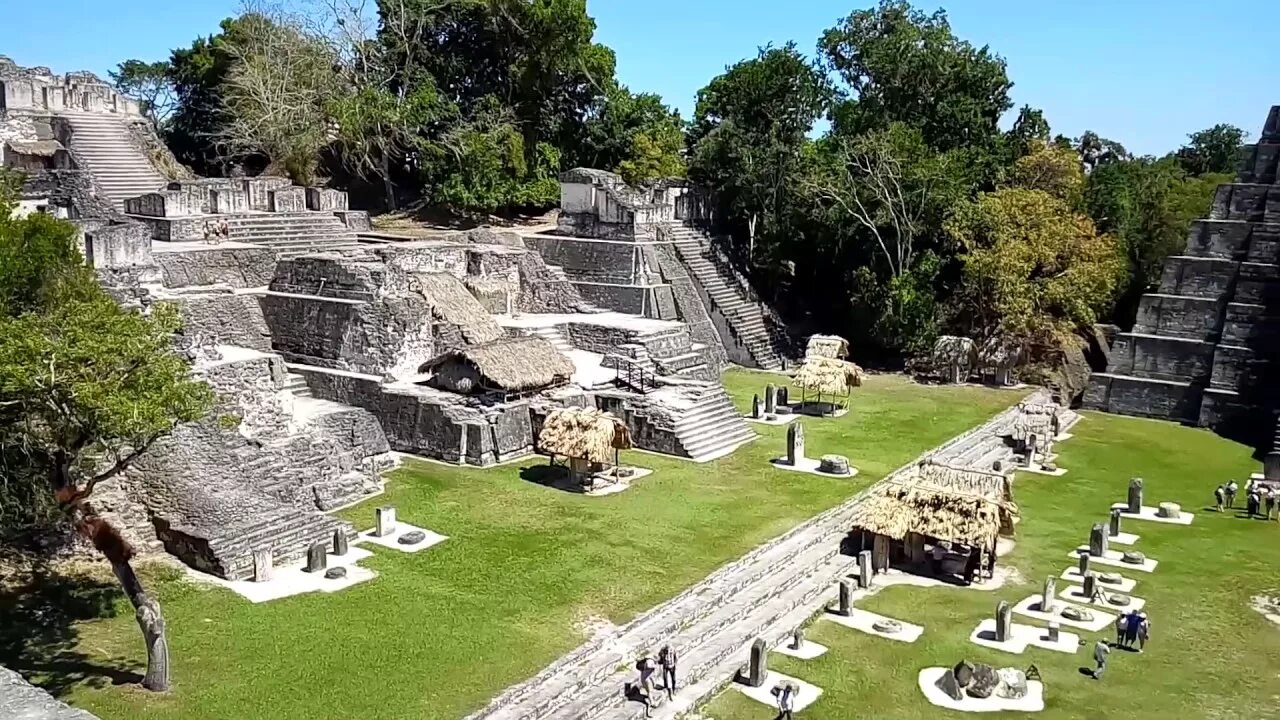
{"left": 110, "top": 556, "right": 170, "bottom": 692}
{"left": 380, "top": 152, "right": 397, "bottom": 211}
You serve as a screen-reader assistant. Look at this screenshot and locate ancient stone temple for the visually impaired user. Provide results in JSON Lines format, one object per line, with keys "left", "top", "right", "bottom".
{"left": 1086, "top": 106, "right": 1280, "bottom": 446}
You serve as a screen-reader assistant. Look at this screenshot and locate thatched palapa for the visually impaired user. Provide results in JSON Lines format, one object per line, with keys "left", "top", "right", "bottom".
{"left": 806, "top": 334, "right": 849, "bottom": 359}
{"left": 538, "top": 407, "right": 632, "bottom": 464}
{"left": 416, "top": 272, "right": 504, "bottom": 344}
{"left": 422, "top": 336, "right": 574, "bottom": 394}
{"left": 793, "top": 355, "right": 864, "bottom": 396}
{"left": 848, "top": 480, "right": 1016, "bottom": 550}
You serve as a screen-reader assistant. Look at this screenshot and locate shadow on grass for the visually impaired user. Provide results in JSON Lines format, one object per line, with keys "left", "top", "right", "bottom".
{"left": 0, "top": 558, "right": 143, "bottom": 697}
{"left": 518, "top": 464, "right": 588, "bottom": 495}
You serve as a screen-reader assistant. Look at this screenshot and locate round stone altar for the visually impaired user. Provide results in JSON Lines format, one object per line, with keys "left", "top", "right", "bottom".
{"left": 820, "top": 455, "right": 851, "bottom": 475}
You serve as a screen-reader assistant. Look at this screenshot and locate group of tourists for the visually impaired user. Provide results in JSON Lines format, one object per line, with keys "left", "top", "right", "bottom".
{"left": 1214, "top": 478, "right": 1279, "bottom": 519}
{"left": 1093, "top": 610, "right": 1152, "bottom": 680}
{"left": 202, "top": 218, "right": 230, "bottom": 244}
{"left": 634, "top": 645, "right": 678, "bottom": 716}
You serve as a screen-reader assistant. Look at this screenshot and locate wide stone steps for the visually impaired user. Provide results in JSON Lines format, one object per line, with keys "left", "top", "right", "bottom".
{"left": 213, "top": 509, "right": 351, "bottom": 580}
{"left": 529, "top": 326, "right": 575, "bottom": 355}
{"left": 470, "top": 492, "right": 859, "bottom": 720}
{"left": 674, "top": 389, "right": 756, "bottom": 459}
{"left": 61, "top": 111, "right": 167, "bottom": 209}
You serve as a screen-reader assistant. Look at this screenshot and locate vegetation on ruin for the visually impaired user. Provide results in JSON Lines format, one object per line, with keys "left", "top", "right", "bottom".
{"left": 0, "top": 190, "right": 214, "bottom": 690}
{"left": 703, "top": 410, "right": 1280, "bottom": 719}
{"left": 4, "top": 372, "right": 1016, "bottom": 719}
{"left": 107, "top": 0, "right": 1248, "bottom": 370}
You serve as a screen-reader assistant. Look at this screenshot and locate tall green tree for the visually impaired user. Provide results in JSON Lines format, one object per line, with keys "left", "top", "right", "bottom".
{"left": 819, "top": 0, "right": 1013, "bottom": 152}
{"left": 0, "top": 192, "right": 213, "bottom": 691}
{"left": 688, "top": 43, "right": 831, "bottom": 262}
{"left": 577, "top": 85, "right": 685, "bottom": 184}
{"left": 1177, "top": 123, "right": 1247, "bottom": 176}
{"left": 109, "top": 60, "right": 177, "bottom": 124}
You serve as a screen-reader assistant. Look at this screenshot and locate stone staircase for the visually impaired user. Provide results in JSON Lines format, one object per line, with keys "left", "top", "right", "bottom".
{"left": 668, "top": 224, "right": 786, "bottom": 370}
{"left": 674, "top": 384, "right": 756, "bottom": 461}
{"left": 528, "top": 325, "right": 575, "bottom": 355}
{"left": 283, "top": 372, "right": 312, "bottom": 398}
{"left": 61, "top": 110, "right": 167, "bottom": 209}
{"left": 225, "top": 213, "right": 363, "bottom": 257}
{"left": 467, "top": 396, "right": 1041, "bottom": 720}
{"left": 211, "top": 507, "right": 352, "bottom": 581}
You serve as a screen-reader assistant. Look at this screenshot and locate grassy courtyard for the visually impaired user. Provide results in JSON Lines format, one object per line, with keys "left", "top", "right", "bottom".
{"left": 703, "top": 411, "right": 1280, "bottom": 720}
{"left": 4, "top": 371, "right": 1018, "bottom": 720}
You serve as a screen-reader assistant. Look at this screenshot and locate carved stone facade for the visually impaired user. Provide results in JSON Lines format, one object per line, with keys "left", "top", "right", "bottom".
{"left": 1087, "top": 106, "right": 1280, "bottom": 446}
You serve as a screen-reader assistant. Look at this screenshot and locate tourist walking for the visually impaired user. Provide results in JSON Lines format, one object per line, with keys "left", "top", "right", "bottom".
{"left": 636, "top": 651, "right": 656, "bottom": 716}
{"left": 1266, "top": 488, "right": 1277, "bottom": 520}
{"left": 1124, "top": 609, "right": 1142, "bottom": 648}
{"left": 1226, "top": 480, "right": 1239, "bottom": 508}
{"left": 1137, "top": 612, "right": 1150, "bottom": 653}
{"left": 775, "top": 683, "right": 795, "bottom": 720}
{"left": 1214, "top": 485, "right": 1225, "bottom": 512}
{"left": 1114, "top": 611, "right": 1128, "bottom": 646}
{"left": 1247, "top": 489, "right": 1261, "bottom": 518}
{"left": 1093, "top": 640, "right": 1110, "bottom": 680}
{"left": 658, "top": 645, "right": 678, "bottom": 700}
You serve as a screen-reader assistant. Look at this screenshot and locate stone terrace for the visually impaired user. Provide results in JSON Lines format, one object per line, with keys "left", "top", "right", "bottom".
{"left": 466, "top": 391, "right": 1057, "bottom": 720}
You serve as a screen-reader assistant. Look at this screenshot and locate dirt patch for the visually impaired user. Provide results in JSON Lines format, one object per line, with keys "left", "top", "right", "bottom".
{"left": 1250, "top": 594, "right": 1280, "bottom": 627}
{"left": 573, "top": 613, "right": 619, "bottom": 641}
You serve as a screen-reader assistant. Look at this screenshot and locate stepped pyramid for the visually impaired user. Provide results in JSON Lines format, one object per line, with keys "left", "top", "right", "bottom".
{"left": 1086, "top": 105, "right": 1280, "bottom": 446}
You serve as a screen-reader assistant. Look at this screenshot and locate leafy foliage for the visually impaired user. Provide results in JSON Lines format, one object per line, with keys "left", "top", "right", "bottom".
{"left": 949, "top": 187, "right": 1126, "bottom": 345}
{"left": 579, "top": 86, "right": 685, "bottom": 185}
{"left": 1177, "top": 123, "right": 1247, "bottom": 176}
{"left": 109, "top": 60, "right": 177, "bottom": 124}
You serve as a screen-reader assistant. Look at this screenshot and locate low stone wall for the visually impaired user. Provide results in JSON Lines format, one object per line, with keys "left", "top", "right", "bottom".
{"left": 155, "top": 245, "right": 277, "bottom": 288}
{"left": 171, "top": 292, "right": 273, "bottom": 351}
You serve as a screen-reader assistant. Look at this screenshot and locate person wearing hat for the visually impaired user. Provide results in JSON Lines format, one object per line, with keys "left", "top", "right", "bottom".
{"left": 1214, "top": 484, "right": 1225, "bottom": 512}
{"left": 1137, "top": 612, "right": 1151, "bottom": 653}
{"left": 1093, "top": 639, "right": 1111, "bottom": 680}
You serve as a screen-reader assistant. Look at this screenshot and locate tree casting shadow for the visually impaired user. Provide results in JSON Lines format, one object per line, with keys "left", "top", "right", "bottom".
{"left": 0, "top": 558, "right": 144, "bottom": 697}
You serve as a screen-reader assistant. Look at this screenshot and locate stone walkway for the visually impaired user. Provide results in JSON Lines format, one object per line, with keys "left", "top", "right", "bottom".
{"left": 466, "top": 391, "right": 1059, "bottom": 720}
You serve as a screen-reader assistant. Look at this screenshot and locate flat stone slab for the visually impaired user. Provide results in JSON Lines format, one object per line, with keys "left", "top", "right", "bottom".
{"left": 773, "top": 640, "right": 829, "bottom": 660}
{"left": 733, "top": 671, "right": 823, "bottom": 713}
{"left": 1059, "top": 586, "right": 1146, "bottom": 613}
{"left": 358, "top": 521, "right": 448, "bottom": 554}
{"left": 1060, "top": 567, "right": 1137, "bottom": 593}
{"left": 187, "top": 545, "right": 376, "bottom": 603}
{"left": 1019, "top": 465, "right": 1068, "bottom": 477}
{"left": 969, "top": 618, "right": 1079, "bottom": 655}
{"left": 918, "top": 667, "right": 1045, "bottom": 713}
{"left": 1012, "top": 595, "right": 1116, "bottom": 632}
{"left": 824, "top": 607, "right": 923, "bottom": 643}
{"left": 1067, "top": 548, "right": 1158, "bottom": 573}
{"left": 1103, "top": 531, "right": 1140, "bottom": 546}
{"left": 1110, "top": 503, "right": 1195, "bottom": 525}
{"left": 770, "top": 455, "right": 859, "bottom": 478}
{"left": 745, "top": 413, "right": 800, "bottom": 426}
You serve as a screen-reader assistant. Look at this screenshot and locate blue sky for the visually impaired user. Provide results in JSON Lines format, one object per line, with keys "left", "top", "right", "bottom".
{"left": 1, "top": 1, "right": 1273, "bottom": 156}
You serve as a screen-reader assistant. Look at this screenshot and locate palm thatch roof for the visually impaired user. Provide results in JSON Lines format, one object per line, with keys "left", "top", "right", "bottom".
{"left": 422, "top": 336, "right": 575, "bottom": 392}
{"left": 806, "top": 334, "right": 849, "bottom": 359}
{"left": 1009, "top": 402, "right": 1057, "bottom": 442}
{"left": 850, "top": 460, "right": 1018, "bottom": 548}
{"left": 416, "top": 272, "right": 504, "bottom": 344}
{"left": 538, "top": 407, "right": 632, "bottom": 463}
{"left": 793, "top": 355, "right": 863, "bottom": 395}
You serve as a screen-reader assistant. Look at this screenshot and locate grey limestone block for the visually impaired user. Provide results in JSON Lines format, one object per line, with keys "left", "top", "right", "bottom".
{"left": 304, "top": 542, "right": 327, "bottom": 573}
{"left": 375, "top": 506, "right": 397, "bottom": 537}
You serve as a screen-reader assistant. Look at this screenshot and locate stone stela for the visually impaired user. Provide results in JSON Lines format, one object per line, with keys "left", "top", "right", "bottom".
{"left": 375, "top": 506, "right": 397, "bottom": 538}
{"left": 787, "top": 422, "right": 806, "bottom": 466}
{"left": 1128, "top": 478, "right": 1144, "bottom": 514}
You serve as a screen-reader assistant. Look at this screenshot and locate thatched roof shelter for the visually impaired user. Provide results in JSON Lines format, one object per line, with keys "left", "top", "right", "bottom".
{"left": 850, "top": 459, "right": 1018, "bottom": 550}
{"left": 416, "top": 272, "right": 504, "bottom": 344}
{"left": 538, "top": 407, "right": 632, "bottom": 463}
{"left": 806, "top": 334, "right": 849, "bottom": 359}
{"left": 793, "top": 355, "right": 864, "bottom": 396}
{"left": 422, "top": 336, "right": 574, "bottom": 394}
{"left": 848, "top": 478, "right": 1018, "bottom": 550}
{"left": 1009, "top": 402, "right": 1057, "bottom": 442}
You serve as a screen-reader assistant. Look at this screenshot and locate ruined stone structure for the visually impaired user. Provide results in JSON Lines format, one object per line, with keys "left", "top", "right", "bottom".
{"left": 1087, "top": 106, "right": 1280, "bottom": 446}
{"left": 538, "top": 169, "right": 791, "bottom": 370}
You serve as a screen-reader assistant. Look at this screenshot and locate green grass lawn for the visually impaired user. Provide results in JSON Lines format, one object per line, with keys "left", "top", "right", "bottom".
{"left": 11, "top": 371, "right": 1018, "bottom": 720}
{"left": 702, "top": 411, "right": 1280, "bottom": 720}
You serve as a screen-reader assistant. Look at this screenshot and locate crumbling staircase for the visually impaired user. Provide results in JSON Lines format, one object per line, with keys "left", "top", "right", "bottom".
{"left": 61, "top": 110, "right": 167, "bottom": 210}
{"left": 225, "top": 213, "right": 363, "bottom": 257}
{"left": 668, "top": 224, "right": 787, "bottom": 370}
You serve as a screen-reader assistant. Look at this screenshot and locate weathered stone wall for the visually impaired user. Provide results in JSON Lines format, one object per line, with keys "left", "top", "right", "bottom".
{"left": 171, "top": 292, "right": 273, "bottom": 351}
{"left": 653, "top": 243, "right": 728, "bottom": 370}
{"left": 262, "top": 292, "right": 434, "bottom": 377}
{"left": 155, "top": 245, "right": 277, "bottom": 288}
